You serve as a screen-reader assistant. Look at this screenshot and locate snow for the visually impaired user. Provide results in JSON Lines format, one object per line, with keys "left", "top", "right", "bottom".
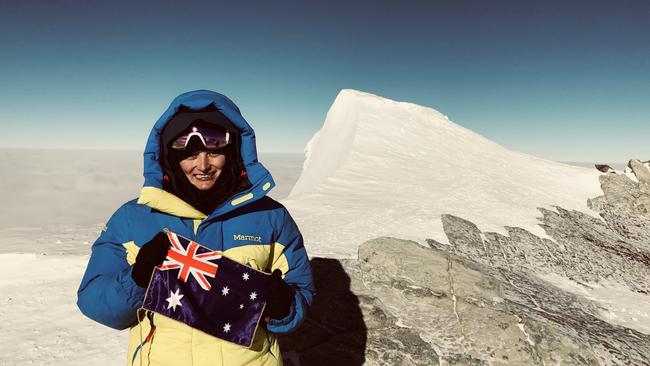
{"left": 284, "top": 89, "right": 603, "bottom": 258}
{"left": 540, "top": 273, "right": 650, "bottom": 335}
{"left": 281, "top": 89, "right": 650, "bottom": 336}
{"left": 0, "top": 253, "right": 126, "bottom": 365}
{"left": 1, "top": 89, "right": 645, "bottom": 364}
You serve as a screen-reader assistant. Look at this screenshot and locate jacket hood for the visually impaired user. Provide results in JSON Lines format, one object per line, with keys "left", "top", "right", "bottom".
{"left": 137, "top": 90, "right": 275, "bottom": 219}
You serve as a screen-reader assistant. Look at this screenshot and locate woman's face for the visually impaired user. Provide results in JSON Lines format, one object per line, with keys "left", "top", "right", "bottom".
{"left": 179, "top": 151, "right": 226, "bottom": 190}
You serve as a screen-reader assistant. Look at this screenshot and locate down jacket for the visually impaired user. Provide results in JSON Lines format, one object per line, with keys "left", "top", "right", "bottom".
{"left": 77, "top": 90, "right": 315, "bottom": 366}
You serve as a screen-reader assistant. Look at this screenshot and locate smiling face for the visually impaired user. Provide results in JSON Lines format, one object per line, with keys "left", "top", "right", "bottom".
{"left": 178, "top": 151, "right": 227, "bottom": 190}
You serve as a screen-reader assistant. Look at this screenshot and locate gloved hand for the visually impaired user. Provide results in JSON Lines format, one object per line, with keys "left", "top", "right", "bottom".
{"left": 131, "top": 232, "right": 170, "bottom": 288}
{"left": 264, "top": 269, "right": 293, "bottom": 321}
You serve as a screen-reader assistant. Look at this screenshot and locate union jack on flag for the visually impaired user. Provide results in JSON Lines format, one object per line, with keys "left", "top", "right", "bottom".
{"left": 158, "top": 230, "right": 222, "bottom": 291}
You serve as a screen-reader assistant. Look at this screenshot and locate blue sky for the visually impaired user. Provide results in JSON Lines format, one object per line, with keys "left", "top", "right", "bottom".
{"left": 0, "top": 0, "right": 648, "bottom": 162}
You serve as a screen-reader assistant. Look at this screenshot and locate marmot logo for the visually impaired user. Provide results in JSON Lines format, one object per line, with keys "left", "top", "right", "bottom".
{"left": 233, "top": 234, "right": 262, "bottom": 243}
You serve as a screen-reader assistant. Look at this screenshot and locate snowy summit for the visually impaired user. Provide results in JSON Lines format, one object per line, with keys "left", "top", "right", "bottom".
{"left": 284, "top": 89, "right": 603, "bottom": 258}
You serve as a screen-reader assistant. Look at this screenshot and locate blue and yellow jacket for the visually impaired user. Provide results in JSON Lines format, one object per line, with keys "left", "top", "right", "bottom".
{"left": 77, "top": 90, "right": 314, "bottom": 366}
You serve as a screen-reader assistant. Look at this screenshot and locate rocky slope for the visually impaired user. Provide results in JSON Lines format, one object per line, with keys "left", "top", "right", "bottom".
{"left": 281, "top": 161, "right": 650, "bottom": 365}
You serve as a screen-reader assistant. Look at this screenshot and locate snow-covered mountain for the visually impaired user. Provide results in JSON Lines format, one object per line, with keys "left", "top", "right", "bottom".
{"left": 284, "top": 89, "right": 602, "bottom": 258}
{"left": 280, "top": 91, "right": 650, "bottom": 365}
{"left": 1, "top": 91, "right": 647, "bottom": 366}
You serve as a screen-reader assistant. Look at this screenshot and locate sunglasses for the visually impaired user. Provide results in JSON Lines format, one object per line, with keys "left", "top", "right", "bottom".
{"left": 171, "top": 125, "right": 230, "bottom": 150}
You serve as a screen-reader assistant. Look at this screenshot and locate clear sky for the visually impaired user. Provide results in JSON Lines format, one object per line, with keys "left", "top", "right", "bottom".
{"left": 1, "top": 0, "right": 648, "bottom": 163}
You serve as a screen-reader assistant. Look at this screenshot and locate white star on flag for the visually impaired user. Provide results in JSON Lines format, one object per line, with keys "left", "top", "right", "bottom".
{"left": 221, "top": 286, "right": 230, "bottom": 296}
{"left": 239, "top": 304, "right": 244, "bottom": 310}
{"left": 249, "top": 291, "right": 257, "bottom": 301}
{"left": 223, "top": 323, "right": 231, "bottom": 333}
{"left": 166, "top": 288, "right": 184, "bottom": 311}
{"left": 242, "top": 272, "right": 250, "bottom": 281}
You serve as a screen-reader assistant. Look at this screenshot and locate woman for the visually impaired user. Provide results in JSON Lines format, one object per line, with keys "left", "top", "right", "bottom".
{"left": 77, "top": 90, "right": 314, "bottom": 366}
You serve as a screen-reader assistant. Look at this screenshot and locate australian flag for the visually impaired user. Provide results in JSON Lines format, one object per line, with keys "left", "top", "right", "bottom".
{"left": 141, "top": 230, "right": 271, "bottom": 348}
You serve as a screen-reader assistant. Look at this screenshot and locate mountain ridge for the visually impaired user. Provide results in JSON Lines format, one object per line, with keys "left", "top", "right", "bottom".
{"left": 283, "top": 89, "right": 602, "bottom": 258}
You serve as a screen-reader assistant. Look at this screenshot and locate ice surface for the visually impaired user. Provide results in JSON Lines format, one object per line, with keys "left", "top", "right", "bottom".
{"left": 283, "top": 89, "right": 603, "bottom": 258}
{"left": 0, "top": 253, "right": 126, "bottom": 365}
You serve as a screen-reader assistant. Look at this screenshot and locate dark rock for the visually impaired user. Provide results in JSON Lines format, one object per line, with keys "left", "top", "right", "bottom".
{"left": 595, "top": 164, "right": 614, "bottom": 173}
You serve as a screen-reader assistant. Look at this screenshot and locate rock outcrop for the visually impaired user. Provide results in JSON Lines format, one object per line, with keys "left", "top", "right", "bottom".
{"left": 282, "top": 237, "right": 649, "bottom": 365}
{"left": 627, "top": 159, "right": 650, "bottom": 183}
{"left": 588, "top": 161, "right": 650, "bottom": 249}
{"left": 281, "top": 163, "right": 650, "bottom": 365}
